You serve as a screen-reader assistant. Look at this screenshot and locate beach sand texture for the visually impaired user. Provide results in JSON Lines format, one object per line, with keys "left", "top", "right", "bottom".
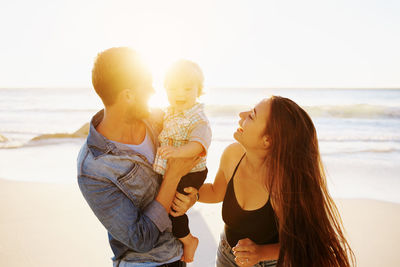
{"left": 1, "top": 178, "right": 399, "bottom": 267}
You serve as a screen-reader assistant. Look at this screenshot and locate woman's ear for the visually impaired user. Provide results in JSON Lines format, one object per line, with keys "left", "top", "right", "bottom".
{"left": 263, "top": 135, "right": 270, "bottom": 149}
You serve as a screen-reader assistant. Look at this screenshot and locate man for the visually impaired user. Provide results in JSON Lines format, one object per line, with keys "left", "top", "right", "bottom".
{"left": 77, "top": 47, "right": 198, "bottom": 266}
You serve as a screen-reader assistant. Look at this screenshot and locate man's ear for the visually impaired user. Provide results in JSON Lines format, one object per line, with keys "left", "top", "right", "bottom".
{"left": 122, "top": 88, "right": 135, "bottom": 102}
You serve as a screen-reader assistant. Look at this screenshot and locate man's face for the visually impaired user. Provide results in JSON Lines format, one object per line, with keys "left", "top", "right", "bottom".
{"left": 124, "top": 78, "right": 155, "bottom": 122}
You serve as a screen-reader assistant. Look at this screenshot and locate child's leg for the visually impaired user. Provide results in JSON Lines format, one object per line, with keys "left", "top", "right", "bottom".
{"left": 170, "top": 169, "right": 208, "bottom": 262}
{"left": 169, "top": 213, "right": 198, "bottom": 262}
{"left": 179, "top": 233, "right": 199, "bottom": 263}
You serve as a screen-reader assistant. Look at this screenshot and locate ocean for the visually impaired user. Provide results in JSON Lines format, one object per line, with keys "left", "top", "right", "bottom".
{"left": 1, "top": 87, "right": 399, "bottom": 202}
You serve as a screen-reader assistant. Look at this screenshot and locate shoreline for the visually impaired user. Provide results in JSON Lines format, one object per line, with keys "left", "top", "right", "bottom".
{"left": 1, "top": 178, "right": 399, "bottom": 267}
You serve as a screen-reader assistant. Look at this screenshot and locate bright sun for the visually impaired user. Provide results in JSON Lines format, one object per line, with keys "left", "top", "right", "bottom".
{"left": 139, "top": 47, "right": 181, "bottom": 109}
{"left": 130, "top": 25, "right": 189, "bottom": 109}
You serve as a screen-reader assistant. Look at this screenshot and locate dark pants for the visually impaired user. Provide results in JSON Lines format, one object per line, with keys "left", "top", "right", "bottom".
{"left": 114, "top": 259, "right": 186, "bottom": 267}
{"left": 170, "top": 168, "right": 208, "bottom": 238}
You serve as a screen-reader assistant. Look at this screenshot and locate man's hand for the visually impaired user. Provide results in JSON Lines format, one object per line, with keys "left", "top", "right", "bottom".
{"left": 170, "top": 187, "right": 198, "bottom": 217}
{"left": 164, "top": 156, "right": 200, "bottom": 180}
{"left": 157, "top": 157, "right": 200, "bottom": 214}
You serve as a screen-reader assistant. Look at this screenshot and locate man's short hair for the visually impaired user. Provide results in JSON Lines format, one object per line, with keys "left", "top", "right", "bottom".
{"left": 92, "top": 47, "right": 151, "bottom": 106}
{"left": 164, "top": 59, "right": 204, "bottom": 96}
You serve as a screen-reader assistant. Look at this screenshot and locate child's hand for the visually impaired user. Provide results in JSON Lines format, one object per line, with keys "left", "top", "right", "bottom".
{"left": 158, "top": 145, "right": 181, "bottom": 159}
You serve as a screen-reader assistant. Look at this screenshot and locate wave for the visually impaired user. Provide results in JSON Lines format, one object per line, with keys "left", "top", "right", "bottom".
{"left": 211, "top": 137, "right": 400, "bottom": 143}
{"left": 2, "top": 104, "right": 399, "bottom": 119}
{"left": 0, "top": 108, "right": 98, "bottom": 113}
{"left": 317, "top": 137, "right": 400, "bottom": 142}
{"left": 322, "top": 148, "right": 400, "bottom": 155}
{"left": 2, "top": 135, "right": 400, "bottom": 152}
{"left": 204, "top": 104, "right": 400, "bottom": 118}
{"left": 304, "top": 104, "right": 400, "bottom": 118}
{"left": 348, "top": 148, "right": 399, "bottom": 153}
{"left": 0, "top": 123, "right": 89, "bottom": 149}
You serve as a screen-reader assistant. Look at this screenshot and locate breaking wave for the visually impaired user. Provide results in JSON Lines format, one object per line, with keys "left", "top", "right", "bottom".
{"left": 205, "top": 104, "right": 400, "bottom": 118}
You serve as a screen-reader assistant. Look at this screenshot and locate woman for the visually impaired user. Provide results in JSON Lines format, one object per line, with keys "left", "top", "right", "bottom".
{"left": 198, "top": 96, "right": 354, "bottom": 267}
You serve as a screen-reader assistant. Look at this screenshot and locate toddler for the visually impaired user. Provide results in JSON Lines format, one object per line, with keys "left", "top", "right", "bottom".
{"left": 153, "top": 60, "right": 211, "bottom": 263}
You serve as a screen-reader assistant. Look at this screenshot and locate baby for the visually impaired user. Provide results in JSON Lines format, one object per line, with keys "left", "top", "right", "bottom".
{"left": 153, "top": 60, "right": 211, "bottom": 263}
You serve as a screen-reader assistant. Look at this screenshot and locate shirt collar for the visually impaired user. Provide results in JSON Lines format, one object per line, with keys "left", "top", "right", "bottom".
{"left": 166, "top": 102, "right": 204, "bottom": 118}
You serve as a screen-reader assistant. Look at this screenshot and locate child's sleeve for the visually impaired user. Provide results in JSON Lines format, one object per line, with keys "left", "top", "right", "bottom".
{"left": 189, "top": 121, "right": 212, "bottom": 157}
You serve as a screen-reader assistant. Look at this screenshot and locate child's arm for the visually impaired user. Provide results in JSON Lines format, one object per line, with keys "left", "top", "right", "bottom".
{"left": 158, "top": 141, "right": 204, "bottom": 159}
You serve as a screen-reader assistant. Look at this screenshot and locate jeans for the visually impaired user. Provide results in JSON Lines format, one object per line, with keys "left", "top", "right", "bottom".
{"left": 216, "top": 232, "right": 277, "bottom": 267}
{"left": 113, "top": 259, "right": 186, "bottom": 267}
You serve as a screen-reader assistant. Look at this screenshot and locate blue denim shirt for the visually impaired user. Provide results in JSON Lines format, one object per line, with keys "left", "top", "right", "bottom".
{"left": 77, "top": 110, "right": 182, "bottom": 263}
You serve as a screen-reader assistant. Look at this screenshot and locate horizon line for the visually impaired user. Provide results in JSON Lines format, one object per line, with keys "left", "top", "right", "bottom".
{"left": 1, "top": 86, "right": 400, "bottom": 90}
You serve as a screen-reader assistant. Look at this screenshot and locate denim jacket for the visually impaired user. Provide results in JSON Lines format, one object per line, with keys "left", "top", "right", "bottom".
{"left": 77, "top": 110, "right": 182, "bottom": 263}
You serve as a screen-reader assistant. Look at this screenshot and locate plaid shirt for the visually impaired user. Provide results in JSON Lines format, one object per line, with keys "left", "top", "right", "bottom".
{"left": 153, "top": 103, "right": 212, "bottom": 175}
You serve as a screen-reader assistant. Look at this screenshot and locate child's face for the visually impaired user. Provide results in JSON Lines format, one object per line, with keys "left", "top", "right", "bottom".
{"left": 166, "top": 81, "right": 198, "bottom": 111}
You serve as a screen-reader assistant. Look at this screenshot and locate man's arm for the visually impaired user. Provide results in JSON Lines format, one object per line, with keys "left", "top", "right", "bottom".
{"left": 78, "top": 175, "right": 165, "bottom": 253}
{"left": 78, "top": 157, "right": 200, "bottom": 253}
{"left": 156, "top": 156, "right": 201, "bottom": 212}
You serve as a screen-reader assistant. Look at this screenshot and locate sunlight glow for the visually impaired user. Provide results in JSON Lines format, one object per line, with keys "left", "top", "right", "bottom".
{"left": 141, "top": 48, "right": 175, "bottom": 109}
{"left": 136, "top": 33, "right": 185, "bottom": 109}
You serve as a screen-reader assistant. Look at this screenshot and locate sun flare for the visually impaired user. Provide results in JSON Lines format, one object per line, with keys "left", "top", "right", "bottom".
{"left": 138, "top": 47, "right": 182, "bottom": 109}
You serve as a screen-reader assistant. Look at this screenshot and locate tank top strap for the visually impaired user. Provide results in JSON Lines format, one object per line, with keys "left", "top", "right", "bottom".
{"left": 231, "top": 153, "right": 246, "bottom": 180}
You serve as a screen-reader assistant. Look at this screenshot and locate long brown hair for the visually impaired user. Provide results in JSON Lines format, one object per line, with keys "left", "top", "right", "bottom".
{"left": 265, "top": 96, "right": 355, "bottom": 267}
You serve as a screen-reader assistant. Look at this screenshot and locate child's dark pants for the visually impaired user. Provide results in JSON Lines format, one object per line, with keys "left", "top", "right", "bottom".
{"left": 170, "top": 168, "right": 208, "bottom": 238}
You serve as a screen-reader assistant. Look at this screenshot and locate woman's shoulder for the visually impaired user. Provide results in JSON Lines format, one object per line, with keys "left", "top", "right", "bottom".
{"left": 223, "top": 142, "right": 244, "bottom": 158}
{"left": 220, "top": 142, "right": 245, "bottom": 177}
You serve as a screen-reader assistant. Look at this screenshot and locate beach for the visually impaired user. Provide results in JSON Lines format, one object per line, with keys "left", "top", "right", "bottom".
{"left": 1, "top": 178, "right": 400, "bottom": 267}
{"left": 0, "top": 139, "right": 400, "bottom": 267}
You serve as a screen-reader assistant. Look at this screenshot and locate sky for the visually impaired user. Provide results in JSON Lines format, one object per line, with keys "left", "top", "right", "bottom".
{"left": 0, "top": 0, "right": 399, "bottom": 89}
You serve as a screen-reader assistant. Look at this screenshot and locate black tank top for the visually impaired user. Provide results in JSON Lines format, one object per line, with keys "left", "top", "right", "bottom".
{"left": 222, "top": 154, "right": 279, "bottom": 248}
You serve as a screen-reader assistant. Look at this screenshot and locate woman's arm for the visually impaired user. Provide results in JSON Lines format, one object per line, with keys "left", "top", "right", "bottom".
{"left": 170, "top": 142, "right": 243, "bottom": 213}
{"left": 198, "top": 143, "right": 241, "bottom": 203}
{"left": 198, "top": 168, "right": 227, "bottom": 203}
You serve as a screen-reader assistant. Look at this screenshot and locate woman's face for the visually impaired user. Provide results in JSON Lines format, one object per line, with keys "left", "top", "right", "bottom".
{"left": 234, "top": 98, "right": 271, "bottom": 148}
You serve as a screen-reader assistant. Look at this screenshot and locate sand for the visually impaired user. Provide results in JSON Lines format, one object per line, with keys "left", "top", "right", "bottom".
{"left": 0, "top": 179, "right": 399, "bottom": 267}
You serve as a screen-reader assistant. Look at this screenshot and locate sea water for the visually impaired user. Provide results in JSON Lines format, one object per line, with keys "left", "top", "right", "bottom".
{"left": 0, "top": 87, "right": 399, "bottom": 202}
